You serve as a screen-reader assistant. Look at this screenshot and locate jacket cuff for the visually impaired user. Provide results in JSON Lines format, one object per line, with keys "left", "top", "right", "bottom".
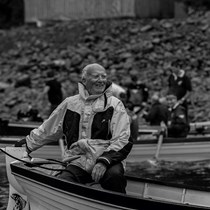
{"left": 96, "top": 157, "right": 110, "bottom": 167}
{"left": 25, "top": 142, "right": 32, "bottom": 154}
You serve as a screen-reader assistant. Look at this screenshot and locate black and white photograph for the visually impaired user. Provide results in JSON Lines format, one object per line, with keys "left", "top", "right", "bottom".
{"left": 1, "top": 0, "right": 210, "bottom": 209}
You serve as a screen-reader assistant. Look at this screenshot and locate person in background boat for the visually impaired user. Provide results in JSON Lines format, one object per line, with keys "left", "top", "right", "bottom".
{"left": 23, "top": 63, "right": 133, "bottom": 194}
{"left": 168, "top": 61, "right": 192, "bottom": 117}
{"left": 142, "top": 92, "right": 168, "bottom": 126}
{"left": 17, "top": 103, "right": 43, "bottom": 122}
{"left": 163, "top": 92, "right": 190, "bottom": 138}
{"left": 126, "top": 76, "right": 149, "bottom": 112}
{"left": 44, "top": 71, "right": 63, "bottom": 115}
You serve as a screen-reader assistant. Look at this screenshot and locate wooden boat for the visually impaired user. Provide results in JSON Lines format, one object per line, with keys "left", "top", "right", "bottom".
{"left": 0, "top": 136, "right": 22, "bottom": 147}
{"left": 0, "top": 136, "right": 61, "bottom": 161}
{"left": 3, "top": 147, "right": 210, "bottom": 210}
{"left": 1, "top": 120, "right": 210, "bottom": 163}
{"left": 1, "top": 132, "right": 210, "bottom": 163}
{"left": 2, "top": 135, "right": 210, "bottom": 163}
{"left": 0, "top": 120, "right": 40, "bottom": 136}
{"left": 129, "top": 122, "right": 210, "bottom": 162}
{"left": 138, "top": 121, "right": 210, "bottom": 139}
{"left": 129, "top": 135, "right": 210, "bottom": 162}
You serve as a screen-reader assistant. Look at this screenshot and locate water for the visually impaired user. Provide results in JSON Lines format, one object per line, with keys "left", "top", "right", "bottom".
{"left": 0, "top": 153, "right": 8, "bottom": 210}
{"left": 126, "top": 159, "right": 210, "bottom": 189}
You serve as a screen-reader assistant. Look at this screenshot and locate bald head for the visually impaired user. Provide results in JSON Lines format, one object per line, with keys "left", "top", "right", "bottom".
{"left": 81, "top": 63, "right": 107, "bottom": 95}
{"left": 151, "top": 93, "right": 160, "bottom": 104}
{"left": 82, "top": 63, "right": 106, "bottom": 80}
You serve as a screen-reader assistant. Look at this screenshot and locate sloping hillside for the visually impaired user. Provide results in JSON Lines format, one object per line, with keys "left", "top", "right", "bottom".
{"left": 0, "top": 9, "right": 210, "bottom": 122}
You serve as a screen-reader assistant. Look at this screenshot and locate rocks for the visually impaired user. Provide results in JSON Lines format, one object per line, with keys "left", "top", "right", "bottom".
{"left": 15, "top": 74, "right": 31, "bottom": 88}
{"left": 0, "top": 9, "right": 210, "bottom": 122}
{"left": 0, "top": 82, "right": 11, "bottom": 92}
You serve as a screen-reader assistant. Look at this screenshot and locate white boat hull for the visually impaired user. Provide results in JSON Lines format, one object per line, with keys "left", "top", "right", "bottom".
{"left": 15, "top": 176, "right": 127, "bottom": 210}
{"left": 10, "top": 161, "right": 210, "bottom": 210}
{"left": 4, "top": 147, "right": 210, "bottom": 210}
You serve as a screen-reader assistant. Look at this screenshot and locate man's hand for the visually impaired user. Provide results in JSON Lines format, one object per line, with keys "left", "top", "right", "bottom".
{"left": 22, "top": 151, "right": 32, "bottom": 162}
{"left": 178, "top": 98, "right": 184, "bottom": 105}
{"left": 160, "top": 121, "right": 167, "bottom": 130}
{"left": 91, "top": 162, "right": 107, "bottom": 183}
{"left": 160, "top": 121, "right": 168, "bottom": 136}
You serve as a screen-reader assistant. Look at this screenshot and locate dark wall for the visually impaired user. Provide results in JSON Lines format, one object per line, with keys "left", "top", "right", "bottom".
{"left": 176, "top": 0, "right": 210, "bottom": 9}
{"left": 135, "top": 0, "right": 174, "bottom": 19}
{"left": 0, "top": 0, "right": 24, "bottom": 29}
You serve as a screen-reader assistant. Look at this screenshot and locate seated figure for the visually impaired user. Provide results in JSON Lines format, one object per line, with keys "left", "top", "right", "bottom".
{"left": 166, "top": 93, "right": 190, "bottom": 138}
{"left": 143, "top": 92, "right": 168, "bottom": 126}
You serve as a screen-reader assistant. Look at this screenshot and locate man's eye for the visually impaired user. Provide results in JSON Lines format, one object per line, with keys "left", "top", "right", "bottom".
{"left": 92, "top": 75, "right": 107, "bottom": 79}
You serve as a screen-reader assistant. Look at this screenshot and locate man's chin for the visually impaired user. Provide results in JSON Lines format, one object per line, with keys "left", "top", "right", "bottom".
{"left": 93, "top": 87, "right": 105, "bottom": 94}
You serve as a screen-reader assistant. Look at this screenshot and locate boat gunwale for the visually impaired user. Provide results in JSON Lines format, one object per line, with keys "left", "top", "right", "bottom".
{"left": 134, "top": 136, "right": 210, "bottom": 145}
{"left": 1, "top": 135, "right": 210, "bottom": 146}
{"left": 0, "top": 136, "right": 59, "bottom": 145}
{"left": 125, "top": 173, "right": 210, "bottom": 193}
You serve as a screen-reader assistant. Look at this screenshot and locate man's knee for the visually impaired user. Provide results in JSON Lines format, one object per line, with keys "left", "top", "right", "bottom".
{"left": 104, "top": 163, "right": 124, "bottom": 178}
{"left": 100, "top": 163, "right": 127, "bottom": 193}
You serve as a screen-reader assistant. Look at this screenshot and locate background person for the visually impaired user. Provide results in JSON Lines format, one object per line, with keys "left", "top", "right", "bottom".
{"left": 125, "top": 75, "right": 149, "bottom": 111}
{"left": 44, "top": 71, "right": 63, "bottom": 114}
{"left": 165, "top": 92, "right": 190, "bottom": 138}
{"left": 23, "top": 63, "right": 133, "bottom": 194}
{"left": 168, "top": 61, "right": 192, "bottom": 117}
{"left": 142, "top": 92, "right": 168, "bottom": 126}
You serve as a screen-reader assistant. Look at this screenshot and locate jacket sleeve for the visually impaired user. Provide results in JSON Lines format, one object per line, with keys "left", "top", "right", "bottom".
{"left": 97, "top": 100, "right": 133, "bottom": 167}
{"left": 26, "top": 99, "right": 68, "bottom": 153}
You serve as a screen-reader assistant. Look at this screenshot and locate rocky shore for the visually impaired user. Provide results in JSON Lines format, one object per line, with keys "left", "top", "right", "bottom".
{"left": 0, "top": 9, "right": 210, "bottom": 122}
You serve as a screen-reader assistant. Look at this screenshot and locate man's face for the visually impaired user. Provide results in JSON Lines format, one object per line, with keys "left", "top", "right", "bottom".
{"left": 171, "top": 66, "right": 179, "bottom": 75}
{"left": 83, "top": 67, "right": 107, "bottom": 95}
{"left": 167, "top": 95, "right": 177, "bottom": 108}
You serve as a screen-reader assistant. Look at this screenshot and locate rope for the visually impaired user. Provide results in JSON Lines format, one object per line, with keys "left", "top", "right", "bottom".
{"left": 0, "top": 148, "right": 71, "bottom": 172}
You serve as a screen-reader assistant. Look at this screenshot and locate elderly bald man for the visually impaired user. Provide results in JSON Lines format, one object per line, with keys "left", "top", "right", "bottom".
{"left": 24, "top": 63, "right": 133, "bottom": 193}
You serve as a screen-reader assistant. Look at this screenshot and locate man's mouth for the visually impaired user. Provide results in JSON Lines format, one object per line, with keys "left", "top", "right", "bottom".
{"left": 95, "top": 84, "right": 105, "bottom": 88}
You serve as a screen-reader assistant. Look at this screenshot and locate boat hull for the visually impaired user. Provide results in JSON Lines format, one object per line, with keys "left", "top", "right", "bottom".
{"left": 10, "top": 162, "right": 210, "bottom": 210}
{"left": 4, "top": 147, "right": 210, "bottom": 210}
{"left": 0, "top": 121, "right": 40, "bottom": 136}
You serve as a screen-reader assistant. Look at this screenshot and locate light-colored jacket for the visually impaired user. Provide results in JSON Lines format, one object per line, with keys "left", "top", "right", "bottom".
{"left": 26, "top": 82, "right": 133, "bottom": 173}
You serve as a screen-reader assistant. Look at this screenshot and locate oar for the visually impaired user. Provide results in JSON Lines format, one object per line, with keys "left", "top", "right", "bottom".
{"left": 145, "top": 128, "right": 165, "bottom": 166}
{"left": 59, "top": 137, "right": 65, "bottom": 158}
{"left": 154, "top": 130, "right": 164, "bottom": 160}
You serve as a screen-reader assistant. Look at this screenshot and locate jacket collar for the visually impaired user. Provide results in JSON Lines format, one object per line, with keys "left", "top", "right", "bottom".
{"left": 78, "top": 81, "right": 112, "bottom": 101}
{"left": 178, "top": 69, "right": 185, "bottom": 77}
{"left": 173, "top": 69, "right": 185, "bottom": 80}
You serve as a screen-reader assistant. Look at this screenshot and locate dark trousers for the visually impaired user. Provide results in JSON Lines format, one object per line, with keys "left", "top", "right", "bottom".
{"left": 57, "top": 163, "right": 127, "bottom": 193}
